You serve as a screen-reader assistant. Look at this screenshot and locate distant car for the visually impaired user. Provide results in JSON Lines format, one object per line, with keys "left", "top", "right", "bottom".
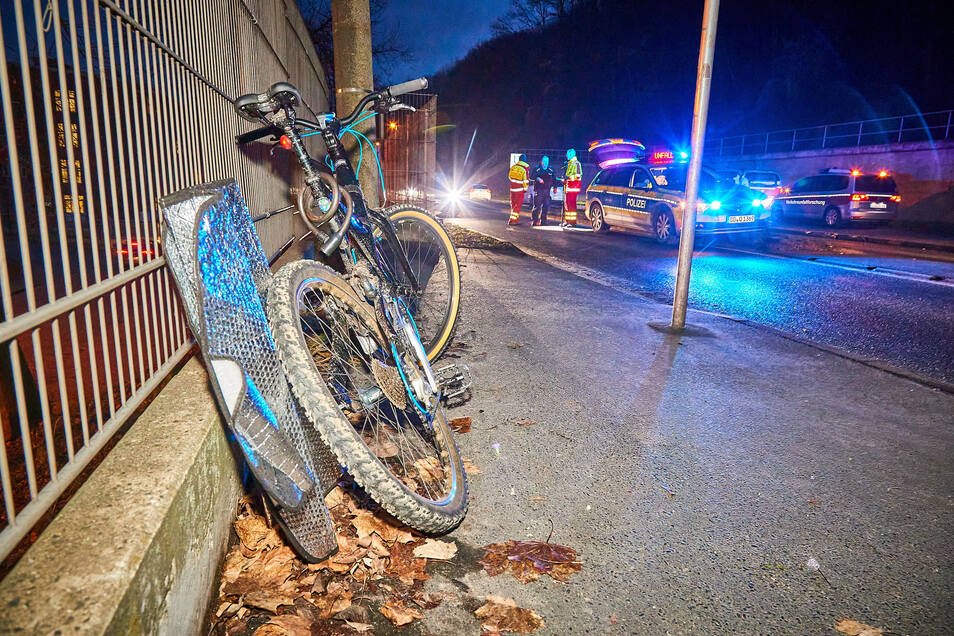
{"left": 468, "top": 184, "right": 491, "bottom": 200}
{"left": 716, "top": 169, "right": 781, "bottom": 196}
{"left": 775, "top": 169, "right": 900, "bottom": 227}
{"left": 585, "top": 161, "right": 771, "bottom": 244}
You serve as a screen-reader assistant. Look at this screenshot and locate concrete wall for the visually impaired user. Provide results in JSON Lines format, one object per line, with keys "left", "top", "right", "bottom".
{"left": 706, "top": 140, "right": 954, "bottom": 225}
{"left": 0, "top": 358, "right": 243, "bottom": 635}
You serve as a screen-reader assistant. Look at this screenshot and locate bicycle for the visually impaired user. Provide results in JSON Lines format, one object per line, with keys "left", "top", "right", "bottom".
{"left": 233, "top": 79, "right": 468, "bottom": 531}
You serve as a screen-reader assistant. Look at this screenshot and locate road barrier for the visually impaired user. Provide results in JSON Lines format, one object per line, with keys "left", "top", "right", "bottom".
{"left": 0, "top": 0, "right": 328, "bottom": 564}
{"left": 709, "top": 109, "right": 954, "bottom": 157}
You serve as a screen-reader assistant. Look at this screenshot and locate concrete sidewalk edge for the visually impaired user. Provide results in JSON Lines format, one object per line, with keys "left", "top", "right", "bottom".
{"left": 771, "top": 226, "right": 954, "bottom": 254}
{"left": 0, "top": 357, "right": 243, "bottom": 635}
{"left": 456, "top": 222, "right": 954, "bottom": 396}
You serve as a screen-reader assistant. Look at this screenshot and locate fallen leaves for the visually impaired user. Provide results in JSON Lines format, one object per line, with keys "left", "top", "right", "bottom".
{"left": 449, "top": 416, "right": 472, "bottom": 433}
{"left": 412, "top": 538, "right": 458, "bottom": 560}
{"left": 474, "top": 595, "right": 545, "bottom": 634}
{"left": 211, "top": 489, "right": 454, "bottom": 635}
{"left": 462, "top": 456, "right": 482, "bottom": 474}
{"left": 480, "top": 540, "right": 582, "bottom": 583}
{"left": 507, "top": 341, "right": 525, "bottom": 349}
{"left": 380, "top": 599, "right": 424, "bottom": 626}
{"left": 834, "top": 619, "right": 886, "bottom": 635}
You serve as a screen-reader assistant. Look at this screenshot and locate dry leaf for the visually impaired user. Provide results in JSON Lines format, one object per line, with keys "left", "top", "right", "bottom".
{"left": 413, "top": 457, "right": 445, "bottom": 483}
{"left": 462, "top": 457, "right": 481, "bottom": 474}
{"left": 474, "top": 595, "right": 544, "bottom": 634}
{"left": 351, "top": 510, "right": 414, "bottom": 544}
{"left": 515, "top": 419, "right": 536, "bottom": 427}
{"left": 449, "top": 416, "right": 472, "bottom": 433}
{"left": 380, "top": 599, "right": 424, "bottom": 626}
{"left": 386, "top": 542, "right": 430, "bottom": 586}
{"left": 234, "top": 515, "right": 280, "bottom": 555}
{"left": 413, "top": 539, "right": 458, "bottom": 560}
{"left": 527, "top": 497, "right": 548, "bottom": 502}
{"left": 344, "top": 621, "right": 374, "bottom": 633}
{"left": 480, "top": 540, "right": 582, "bottom": 583}
{"left": 507, "top": 341, "right": 525, "bottom": 349}
{"left": 367, "top": 438, "right": 399, "bottom": 458}
{"left": 834, "top": 619, "right": 885, "bottom": 635}
{"left": 255, "top": 614, "right": 313, "bottom": 636}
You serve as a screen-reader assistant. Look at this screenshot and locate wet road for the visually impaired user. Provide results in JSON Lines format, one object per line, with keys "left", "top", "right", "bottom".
{"left": 449, "top": 201, "right": 954, "bottom": 385}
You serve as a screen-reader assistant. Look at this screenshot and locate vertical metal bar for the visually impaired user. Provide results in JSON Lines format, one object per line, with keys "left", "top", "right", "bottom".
{"left": 31, "top": 330, "right": 56, "bottom": 479}
{"left": 67, "top": 311, "right": 90, "bottom": 446}
{"left": 791, "top": 128, "right": 796, "bottom": 151}
{"left": 95, "top": 297, "right": 116, "bottom": 418}
{"left": 80, "top": 0, "right": 115, "bottom": 282}
{"left": 0, "top": 353, "right": 16, "bottom": 521}
{"left": 49, "top": 0, "right": 90, "bottom": 290}
{"left": 672, "top": 0, "right": 720, "bottom": 330}
{"left": 30, "top": 0, "right": 77, "bottom": 297}
{"left": 50, "top": 319, "right": 74, "bottom": 461}
{"left": 10, "top": 340, "right": 39, "bottom": 498}
{"left": 0, "top": 18, "right": 33, "bottom": 315}
{"left": 857, "top": 121, "right": 863, "bottom": 146}
{"left": 945, "top": 110, "right": 952, "bottom": 140}
{"left": 897, "top": 116, "right": 904, "bottom": 144}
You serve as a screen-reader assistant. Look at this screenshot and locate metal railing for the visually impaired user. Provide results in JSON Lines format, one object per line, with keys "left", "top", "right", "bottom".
{"left": 708, "top": 109, "right": 954, "bottom": 157}
{"left": 0, "top": 0, "right": 328, "bottom": 563}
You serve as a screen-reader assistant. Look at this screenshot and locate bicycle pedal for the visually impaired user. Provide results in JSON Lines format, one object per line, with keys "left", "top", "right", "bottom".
{"left": 436, "top": 363, "right": 473, "bottom": 400}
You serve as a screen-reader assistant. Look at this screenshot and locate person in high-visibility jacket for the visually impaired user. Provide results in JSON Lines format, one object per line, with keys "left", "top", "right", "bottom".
{"left": 508, "top": 154, "right": 530, "bottom": 226}
{"left": 562, "top": 148, "right": 582, "bottom": 228}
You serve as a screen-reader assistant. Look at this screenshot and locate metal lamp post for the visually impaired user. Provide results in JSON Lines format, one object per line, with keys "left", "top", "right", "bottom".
{"left": 671, "top": 0, "right": 721, "bottom": 330}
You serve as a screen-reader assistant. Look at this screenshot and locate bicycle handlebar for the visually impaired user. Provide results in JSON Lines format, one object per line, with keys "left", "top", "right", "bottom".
{"left": 385, "top": 77, "right": 427, "bottom": 97}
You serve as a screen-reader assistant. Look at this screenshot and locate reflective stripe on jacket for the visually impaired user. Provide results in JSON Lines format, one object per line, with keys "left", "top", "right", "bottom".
{"left": 509, "top": 161, "right": 530, "bottom": 192}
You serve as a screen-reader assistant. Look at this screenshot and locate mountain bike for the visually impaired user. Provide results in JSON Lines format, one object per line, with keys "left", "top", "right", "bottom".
{"left": 235, "top": 81, "right": 461, "bottom": 364}
{"left": 233, "top": 79, "right": 467, "bottom": 531}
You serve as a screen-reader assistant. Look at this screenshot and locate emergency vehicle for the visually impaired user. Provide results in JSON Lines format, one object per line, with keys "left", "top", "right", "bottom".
{"left": 774, "top": 168, "right": 899, "bottom": 227}
{"left": 585, "top": 139, "right": 771, "bottom": 244}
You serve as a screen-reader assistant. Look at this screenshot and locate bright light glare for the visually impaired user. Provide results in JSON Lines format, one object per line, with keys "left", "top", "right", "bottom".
{"left": 710, "top": 200, "right": 722, "bottom": 210}
{"left": 751, "top": 199, "right": 762, "bottom": 207}
{"left": 761, "top": 196, "right": 774, "bottom": 208}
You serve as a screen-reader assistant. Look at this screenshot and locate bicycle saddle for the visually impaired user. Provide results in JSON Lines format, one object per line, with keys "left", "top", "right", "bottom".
{"left": 235, "top": 82, "right": 302, "bottom": 122}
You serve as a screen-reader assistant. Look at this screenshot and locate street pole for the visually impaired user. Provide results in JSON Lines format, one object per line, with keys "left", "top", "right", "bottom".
{"left": 671, "top": 0, "right": 720, "bottom": 330}
{"left": 331, "top": 0, "right": 380, "bottom": 207}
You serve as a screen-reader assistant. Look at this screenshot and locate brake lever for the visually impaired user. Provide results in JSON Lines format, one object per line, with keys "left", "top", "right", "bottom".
{"left": 389, "top": 103, "right": 416, "bottom": 113}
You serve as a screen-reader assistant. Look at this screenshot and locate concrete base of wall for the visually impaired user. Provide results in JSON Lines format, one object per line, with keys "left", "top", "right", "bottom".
{"left": 0, "top": 357, "right": 243, "bottom": 635}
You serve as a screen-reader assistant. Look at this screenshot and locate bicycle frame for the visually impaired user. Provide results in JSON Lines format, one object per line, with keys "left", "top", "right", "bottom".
{"left": 276, "top": 110, "right": 422, "bottom": 294}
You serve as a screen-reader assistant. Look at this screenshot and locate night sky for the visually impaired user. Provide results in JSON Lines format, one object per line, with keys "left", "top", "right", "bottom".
{"left": 375, "top": 0, "right": 511, "bottom": 83}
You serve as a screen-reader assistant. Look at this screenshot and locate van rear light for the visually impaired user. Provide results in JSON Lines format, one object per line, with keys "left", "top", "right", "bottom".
{"left": 890, "top": 195, "right": 901, "bottom": 202}
{"left": 851, "top": 193, "right": 868, "bottom": 201}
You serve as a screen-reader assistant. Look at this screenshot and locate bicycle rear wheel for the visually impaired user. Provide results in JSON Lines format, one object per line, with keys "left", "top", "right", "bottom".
{"left": 268, "top": 259, "right": 468, "bottom": 533}
{"left": 377, "top": 205, "right": 461, "bottom": 361}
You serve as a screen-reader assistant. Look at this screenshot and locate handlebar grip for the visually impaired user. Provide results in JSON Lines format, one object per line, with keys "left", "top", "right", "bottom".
{"left": 386, "top": 78, "right": 427, "bottom": 97}
{"left": 235, "top": 126, "right": 281, "bottom": 145}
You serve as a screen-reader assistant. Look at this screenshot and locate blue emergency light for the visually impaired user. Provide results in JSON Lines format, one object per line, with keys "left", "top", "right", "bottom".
{"left": 588, "top": 138, "right": 646, "bottom": 169}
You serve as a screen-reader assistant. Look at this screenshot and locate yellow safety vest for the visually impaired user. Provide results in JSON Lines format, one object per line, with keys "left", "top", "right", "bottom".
{"left": 509, "top": 161, "right": 530, "bottom": 192}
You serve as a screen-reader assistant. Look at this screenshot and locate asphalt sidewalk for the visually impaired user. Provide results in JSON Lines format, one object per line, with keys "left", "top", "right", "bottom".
{"left": 424, "top": 245, "right": 954, "bottom": 634}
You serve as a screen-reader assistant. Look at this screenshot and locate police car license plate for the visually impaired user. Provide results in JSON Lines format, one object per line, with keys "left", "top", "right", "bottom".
{"left": 870, "top": 202, "right": 887, "bottom": 209}
{"left": 728, "top": 215, "right": 755, "bottom": 223}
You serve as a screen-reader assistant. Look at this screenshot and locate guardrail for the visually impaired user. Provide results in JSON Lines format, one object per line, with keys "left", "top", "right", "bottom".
{"left": 708, "top": 109, "right": 954, "bottom": 157}
{"left": 0, "top": 0, "right": 327, "bottom": 564}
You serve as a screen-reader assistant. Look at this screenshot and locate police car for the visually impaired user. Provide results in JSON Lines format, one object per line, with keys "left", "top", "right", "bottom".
{"left": 585, "top": 140, "right": 772, "bottom": 244}
{"left": 774, "top": 168, "right": 900, "bottom": 227}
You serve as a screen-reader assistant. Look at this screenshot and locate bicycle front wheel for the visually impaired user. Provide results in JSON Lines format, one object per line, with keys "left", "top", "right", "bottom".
{"left": 377, "top": 205, "right": 461, "bottom": 361}
{"left": 268, "top": 259, "right": 468, "bottom": 533}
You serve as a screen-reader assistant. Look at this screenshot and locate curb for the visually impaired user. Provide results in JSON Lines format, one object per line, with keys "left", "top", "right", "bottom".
{"left": 458, "top": 224, "right": 954, "bottom": 396}
{"left": 770, "top": 226, "right": 954, "bottom": 254}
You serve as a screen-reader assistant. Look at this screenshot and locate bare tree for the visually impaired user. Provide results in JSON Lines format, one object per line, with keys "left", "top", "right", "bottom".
{"left": 491, "top": 0, "right": 581, "bottom": 35}
{"left": 299, "top": 0, "right": 410, "bottom": 90}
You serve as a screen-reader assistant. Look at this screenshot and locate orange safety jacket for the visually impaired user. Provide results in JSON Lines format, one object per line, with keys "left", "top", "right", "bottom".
{"left": 564, "top": 157, "right": 582, "bottom": 192}
{"left": 509, "top": 161, "right": 530, "bottom": 192}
